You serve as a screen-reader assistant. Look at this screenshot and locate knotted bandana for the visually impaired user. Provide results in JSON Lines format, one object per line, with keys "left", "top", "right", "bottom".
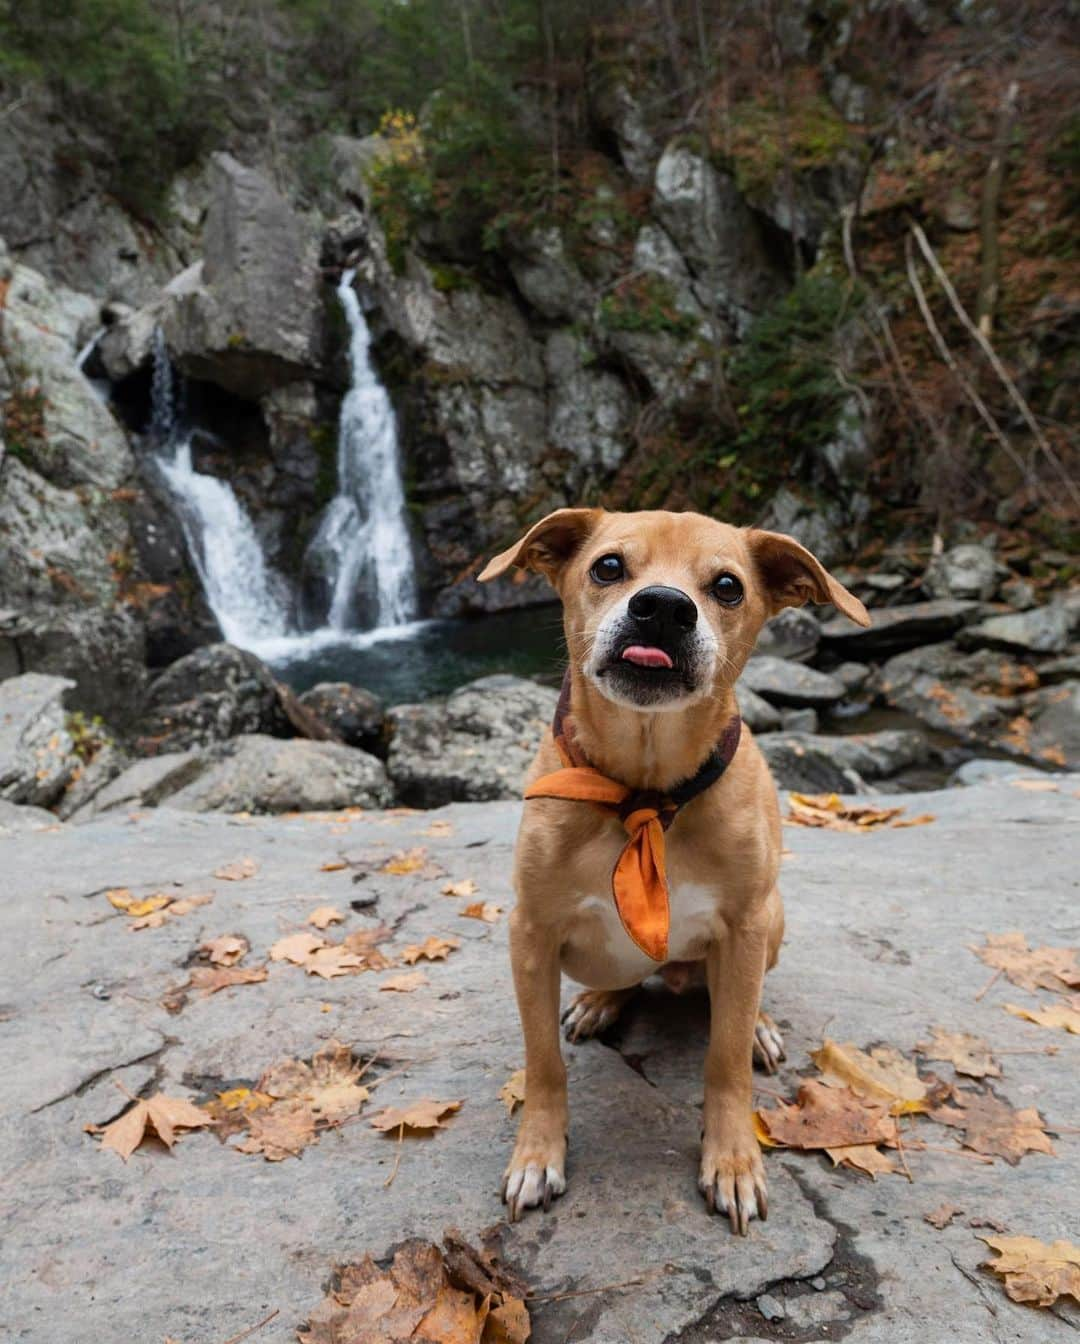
{"left": 524, "top": 673, "right": 741, "bottom": 962}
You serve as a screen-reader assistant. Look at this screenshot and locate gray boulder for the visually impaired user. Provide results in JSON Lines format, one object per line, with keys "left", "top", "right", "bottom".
{"left": 741, "top": 656, "right": 846, "bottom": 707}
{"left": 297, "top": 683, "right": 385, "bottom": 754}
{"left": 71, "top": 750, "right": 206, "bottom": 820}
{"left": 759, "top": 729, "right": 929, "bottom": 794}
{"left": 54, "top": 741, "right": 130, "bottom": 821}
{"left": 757, "top": 487, "right": 846, "bottom": 569}
{"left": 879, "top": 643, "right": 1013, "bottom": 744}
{"left": 820, "top": 599, "right": 977, "bottom": 657}
{"left": 0, "top": 798, "right": 57, "bottom": 834}
{"left": 387, "top": 674, "right": 558, "bottom": 807}
{"left": 136, "top": 643, "right": 289, "bottom": 752}
{"left": 508, "top": 225, "right": 591, "bottom": 321}
{"left": 923, "top": 543, "right": 998, "bottom": 602}
{"left": 754, "top": 608, "right": 821, "bottom": 663}
{"left": 959, "top": 604, "right": 1071, "bottom": 656}
{"left": 1021, "top": 681, "right": 1080, "bottom": 770}
{"left": 0, "top": 674, "right": 80, "bottom": 807}
{"left": 736, "top": 684, "right": 782, "bottom": 733}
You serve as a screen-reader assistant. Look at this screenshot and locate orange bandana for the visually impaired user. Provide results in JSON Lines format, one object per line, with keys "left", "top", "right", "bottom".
{"left": 524, "top": 675, "right": 741, "bottom": 962}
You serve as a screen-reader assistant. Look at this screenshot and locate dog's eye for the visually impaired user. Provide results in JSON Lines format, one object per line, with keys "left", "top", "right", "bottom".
{"left": 589, "top": 554, "right": 624, "bottom": 584}
{"left": 712, "top": 573, "right": 744, "bottom": 606}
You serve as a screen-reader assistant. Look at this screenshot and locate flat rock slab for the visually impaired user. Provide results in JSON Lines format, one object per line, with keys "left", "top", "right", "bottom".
{"left": 1, "top": 780, "right": 1077, "bottom": 1343}
{"left": 741, "top": 656, "right": 845, "bottom": 707}
{"left": 820, "top": 599, "right": 976, "bottom": 657}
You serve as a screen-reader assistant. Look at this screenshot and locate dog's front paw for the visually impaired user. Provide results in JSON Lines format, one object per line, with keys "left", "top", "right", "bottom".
{"left": 502, "top": 1117, "right": 567, "bottom": 1222}
{"left": 699, "top": 1127, "right": 768, "bottom": 1236}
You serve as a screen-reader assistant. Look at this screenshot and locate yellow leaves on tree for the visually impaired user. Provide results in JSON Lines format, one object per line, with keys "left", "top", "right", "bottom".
{"left": 88, "top": 1090, "right": 214, "bottom": 1162}
{"left": 971, "top": 931, "right": 1080, "bottom": 995}
{"left": 298, "top": 1230, "right": 531, "bottom": 1344}
{"left": 785, "top": 793, "right": 935, "bottom": 832}
{"left": 981, "top": 1235, "right": 1080, "bottom": 1308}
{"left": 916, "top": 1027, "right": 1001, "bottom": 1079}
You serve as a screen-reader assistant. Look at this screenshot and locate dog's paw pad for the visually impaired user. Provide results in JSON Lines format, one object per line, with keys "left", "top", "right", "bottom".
{"left": 753, "top": 1012, "right": 786, "bottom": 1075}
{"left": 502, "top": 1162, "right": 566, "bottom": 1221}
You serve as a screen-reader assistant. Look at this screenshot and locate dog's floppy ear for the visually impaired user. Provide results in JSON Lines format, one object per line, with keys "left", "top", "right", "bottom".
{"left": 478, "top": 508, "right": 603, "bottom": 586}
{"left": 748, "top": 529, "right": 870, "bottom": 627}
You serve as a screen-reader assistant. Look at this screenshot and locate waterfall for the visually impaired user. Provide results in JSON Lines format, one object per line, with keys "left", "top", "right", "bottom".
{"left": 149, "top": 331, "right": 292, "bottom": 646}
{"left": 305, "top": 269, "right": 416, "bottom": 630}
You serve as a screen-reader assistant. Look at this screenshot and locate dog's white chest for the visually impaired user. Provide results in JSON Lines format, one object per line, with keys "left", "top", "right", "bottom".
{"left": 565, "top": 882, "right": 717, "bottom": 986}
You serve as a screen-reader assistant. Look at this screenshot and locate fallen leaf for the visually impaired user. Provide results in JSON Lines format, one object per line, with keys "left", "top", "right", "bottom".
{"left": 442, "top": 879, "right": 478, "bottom": 898}
{"left": 980, "top": 1235, "right": 1080, "bottom": 1307}
{"left": 916, "top": 1026, "right": 1001, "bottom": 1079}
{"left": 200, "top": 935, "right": 249, "bottom": 967}
{"left": 401, "top": 935, "right": 461, "bottom": 964}
{"left": 971, "top": 931, "right": 1080, "bottom": 995}
{"left": 369, "top": 1099, "right": 462, "bottom": 1134}
{"left": 270, "top": 932, "right": 327, "bottom": 964}
{"left": 499, "top": 1069, "right": 526, "bottom": 1116}
{"left": 929, "top": 1089, "right": 1055, "bottom": 1164}
{"left": 343, "top": 924, "right": 394, "bottom": 970}
{"left": 785, "top": 793, "right": 933, "bottom": 832}
{"left": 825, "top": 1144, "right": 898, "bottom": 1178}
{"left": 811, "top": 1039, "right": 934, "bottom": 1114}
{"left": 188, "top": 965, "right": 268, "bottom": 997}
{"left": 425, "top": 819, "right": 453, "bottom": 837}
{"left": 200, "top": 1087, "right": 275, "bottom": 1140}
{"left": 90, "top": 1091, "right": 213, "bottom": 1161}
{"left": 107, "top": 889, "right": 171, "bottom": 918}
{"left": 308, "top": 905, "right": 345, "bottom": 930}
{"left": 755, "top": 1080, "right": 895, "bottom": 1149}
{"left": 924, "top": 1203, "right": 963, "bottom": 1229}
{"left": 304, "top": 946, "right": 366, "bottom": 979}
{"left": 129, "top": 910, "right": 170, "bottom": 930}
{"left": 320, "top": 859, "right": 348, "bottom": 872}
{"left": 1005, "top": 999, "right": 1080, "bottom": 1034}
{"left": 214, "top": 857, "right": 258, "bottom": 881}
{"left": 168, "top": 892, "right": 214, "bottom": 916}
{"left": 1010, "top": 778, "right": 1059, "bottom": 792}
{"left": 380, "top": 971, "right": 428, "bottom": 992}
{"left": 382, "top": 847, "right": 429, "bottom": 875}
{"left": 461, "top": 901, "right": 503, "bottom": 923}
{"left": 305, "top": 1041, "right": 371, "bottom": 1124}
{"left": 234, "top": 1102, "right": 316, "bottom": 1161}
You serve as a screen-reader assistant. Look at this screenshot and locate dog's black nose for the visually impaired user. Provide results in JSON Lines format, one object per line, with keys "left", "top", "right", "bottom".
{"left": 628, "top": 585, "right": 698, "bottom": 637}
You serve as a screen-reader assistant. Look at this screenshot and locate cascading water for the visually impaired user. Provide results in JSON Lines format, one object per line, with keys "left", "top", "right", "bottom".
{"left": 149, "top": 331, "right": 293, "bottom": 646}
{"left": 304, "top": 269, "right": 416, "bottom": 630}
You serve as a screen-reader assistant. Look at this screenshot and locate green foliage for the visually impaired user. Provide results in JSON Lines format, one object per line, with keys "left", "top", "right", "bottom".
{"left": 726, "top": 271, "right": 858, "bottom": 464}
{"left": 720, "top": 92, "right": 853, "bottom": 200}
{"left": 66, "top": 711, "right": 111, "bottom": 762}
{"left": 0, "top": 0, "right": 219, "bottom": 215}
{"left": 598, "top": 274, "right": 698, "bottom": 338}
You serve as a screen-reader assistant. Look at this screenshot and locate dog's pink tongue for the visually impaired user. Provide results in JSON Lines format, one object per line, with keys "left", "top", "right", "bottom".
{"left": 621, "top": 644, "right": 673, "bottom": 669}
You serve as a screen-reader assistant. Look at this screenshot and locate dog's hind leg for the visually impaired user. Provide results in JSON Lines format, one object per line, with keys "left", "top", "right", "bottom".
{"left": 561, "top": 987, "right": 636, "bottom": 1041}
{"left": 754, "top": 886, "right": 787, "bottom": 1074}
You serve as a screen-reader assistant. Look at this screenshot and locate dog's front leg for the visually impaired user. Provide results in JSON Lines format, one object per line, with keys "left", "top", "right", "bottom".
{"left": 699, "top": 920, "right": 770, "bottom": 1235}
{"left": 502, "top": 908, "right": 567, "bottom": 1221}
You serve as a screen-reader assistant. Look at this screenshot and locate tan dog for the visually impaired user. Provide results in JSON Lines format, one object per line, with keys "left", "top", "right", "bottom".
{"left": 478, "top": 508, "right": 869, "bottom": 1233}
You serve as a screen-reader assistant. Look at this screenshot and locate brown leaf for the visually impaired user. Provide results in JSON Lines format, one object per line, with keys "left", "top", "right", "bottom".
{"left": 380, "top": 971, "right": 428, "bottom": 993}
{"left": 306, "top": 1041, "right": 370, "bottom": 1124}
{"left": 1005, "top": 999, "right": 1080, "bottom": 1034}
{"left": 129, "top": 910, "right": 170, "bottom": 930}
{"left": 924, "top": 1203, "right": 963, "bottom": 1229}
{"left": 755, "top": 1080, "right": 895, "bottom": 1149}
{"left": 971, "top": 931, "right": 1080, "bottom": 995}
{"left": 442, "top": 879, "right": 478, "bottom": 898}
{"left": 382, "top": 847, "right": 429, "bottom": 875}
{"left": 980, "top": 1235, "right": 1080, "bottom": 1307}
{"left": 499, "top": 1069, "right": 526, "bottom": 1117}
{"left": 401, "top": 935, "right": 461, "bottom": 964}
{"left": 269, "top": 932, "right": 327, "bottom": 964}
{"left": 785, "top": 793, "right": 932, "bottom": 832}
{"left": 811, "top": 1039, "right": 933, "bottom": 1115}
{"left": 188, "top": 965, "right": 267, "bottom": 997}
{"left": 369, "top": 1098, "right": 462, "bottom": 1134}
{"left": 305, "top": 946, "right": 366, "bottom": 979}
{"left": 307, "top": 905, "right": 345, "bottom": 930}
{"left": 319, "top": 859, "right": 348, "bottom": 872}
{"left": 461, "top": 901, "right": 503, "bottom": 923}
{"left": 929, "top": 1089, "right": 1055, "bottom": 1164}
{"left": 484, "top": 1297, "right": 531, "bottom": 1344}
{"left": 167, "top": 892, "right": 214, "bottom": 917}
{"left": 213, "top": 857, "right": 258, "bottom": 881}
{"left": 825, "top": 1144, "right": 898, "bottom": 1178}
{"left": 92, "top": 1091, "right": 213, "bottom": 1161}
{"left": 234, "top": 1102, "right": 316, "bottom": 1161}
{"left": 916, "top": 1026, "right": 1001, "bottom": 1079}
{"left": 200, "top": 935, "right": 249, "bottom": 967}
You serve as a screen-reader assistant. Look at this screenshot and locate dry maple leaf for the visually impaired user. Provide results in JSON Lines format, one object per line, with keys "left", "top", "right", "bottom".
{"left": 442, "top": 879, "right": 478, "bottom": 898}
{"left": 91, "top": 1091, "right": 213, "bottom": 1161}
{"left": 401, "top": 935, "right": 461, "bottom": 964}
{"left": 269, "top": 931, "right": 327, "bottom": 964}
{"left": 213, "top": 857, "right": 258, "bottom": 881}
{"left": 916, "top": 1026, "right": 1001, "bottom": 1079}
{"left": 369, "top": 1099, "right": 462, "bottom": 1134}
{"left": 755, "top": 1080, "right": 895, "bottom": 1149}
{"left": 971, "top": 931, "right": 1080, "bottom": 995}
{"left": 128, "top": 910, "right": 170, "bottom": 931}
{"left": 107, "top": 889, "right": 171, "bottom": 918}
{"left": 980, "top": 1235, "right": 1080, "bottom": 1307}
{"left": 499, "top": 1069, "right": 526, "bottom": 1117}
{"left": 811, "top": 1039, "right": 934, "bottom": 1115}
{"left": 188, "top": 965, "right": 268, "bottom": 997}
{"left": 382, "top": 847, "right": 429, "bottom": 875}
{"left": 462, "top": 901, "right": 503, "bottom": 923}
{"left": 169, "top": 892, "right": 214, "bottom": 916}
{"left": 929, "top": 1089, "right": 1055, "bottom": 1165}
{"left": 234, "top": 1102, "right": 316, "bottom": 1161}
{"left": 785, "top": 793, "right": 933, "bottom": 832}
{"left": 305, "top": 946, "right": 366, "bottom": 979}
{"left": 1005, "top": 999, "right": 1080, "bottom": 1034}
{"left": 924, "top": 1203, "right": 963, "bottom": 1229}
{"left": 307, "top": 905, "right": 345, "bottom": 930}
{"left": 380, "top": 971, "right": 428, "bottom": 992}
{"left": 200, "top": 934, "right": 249, "bottom": 967}
{"left": 825, "top": 1144, "right": 898, "bottom": 1178}
{"left": 320, "top": 858, "right": 348, "bottom": 872}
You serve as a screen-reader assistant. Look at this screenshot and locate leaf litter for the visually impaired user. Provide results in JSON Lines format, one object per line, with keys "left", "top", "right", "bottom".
{"left": 88, "top": 1085, "right": 214, "bottom": 1161}
{"left": 785, "top": 792, "right": 935, "bottom": 831}
{"left": 916, "top": 1027, "right": 1001, "bottom": 1079}
{"left": 1004, "top": 998, "right": 1080, "bottom": 1034}
{"left": 106, "top": 887, "right": 214, "bottom": 930}
{"left": 970, "top": 931, "right": 1080, "bottom": 995}
{"left": 980, "top": 1235, "right": 1080, "bottom": 1308}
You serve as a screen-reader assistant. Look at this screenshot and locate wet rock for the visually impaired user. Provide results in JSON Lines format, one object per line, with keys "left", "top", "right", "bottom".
{"left": 741, "top": 656, "right": 846, "bottom": 707}
{"left": 820, "top": 599, "right": 977, "bottom": 657}
{"left": 755, "top": 608, "right": 821, "bottom": 663}
{"left": 959, "top": 603, "right": 1071, "bottom": 656}
{"left": 0, "top": 673, "right": 80, "bottom": 807}
{"left": 387, "top": 675, "right": 558, "bottom": 807}
{"left": 736, "top": 684, "right": 782, "bottom": 733}
{"left": 922, "top": 543, "right": 998, "bottom": 602}
{"left": 431, "top": 571, "right": 553, "bottom": 619}
{"left": 297, "top": 683, "right": 385, "bottom": 754}
{"left": 165, "top": 734, "right": 391, "bottom": 813}
{"left": 759, "top": 729, "right": 929, "bottom": 793}
{"left": 137, "top": 643, "right": 289, "bottom": 752}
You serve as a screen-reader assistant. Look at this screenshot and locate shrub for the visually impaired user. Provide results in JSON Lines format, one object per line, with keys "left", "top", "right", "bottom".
{"left": 598, "top": 274, "right": 699, "bottom": 338}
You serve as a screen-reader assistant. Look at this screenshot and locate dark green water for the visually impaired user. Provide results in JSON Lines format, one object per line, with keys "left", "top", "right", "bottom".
{"left": 268, "top": 604, "right": 567, "bottom": 702}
